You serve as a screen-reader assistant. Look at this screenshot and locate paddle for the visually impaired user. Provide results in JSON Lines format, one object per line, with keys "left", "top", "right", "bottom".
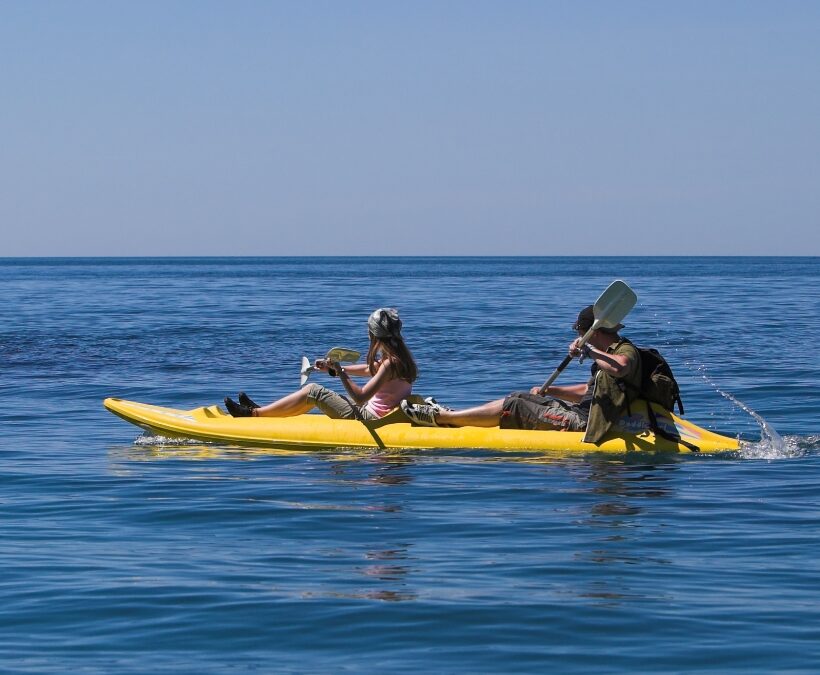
{"left": 300, "top": 347, "right": 361, "bottom": 385}
{"left": 537, "top": 280, "right": 638, "bottom": 395}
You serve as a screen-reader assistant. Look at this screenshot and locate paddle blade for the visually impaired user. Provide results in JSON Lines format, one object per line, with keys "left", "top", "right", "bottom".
{"left": 538, "top": 279, "right": 637, "bottom": 394}
{"left": 300, "top": 356, "right": 312, "bottom": 386}
{"left": 592, "top": 280, "right": 637, "bottom": 330}
{"left": 325, "top": 347, "right": 360, "bottom": 363}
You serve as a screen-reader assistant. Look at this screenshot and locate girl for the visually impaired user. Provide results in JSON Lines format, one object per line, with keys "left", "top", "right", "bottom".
{"left": 224, "top": 308, "right": 417, "bottom": 420}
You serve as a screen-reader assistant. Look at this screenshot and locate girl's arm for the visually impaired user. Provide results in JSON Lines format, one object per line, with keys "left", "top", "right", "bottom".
{"left": 338, "top": 362, "right": 375, "bottom": 377}
{"left": 336, "top": 359, "right": 393, "bottom": 405}
{"left": 315, "top": 360, "right": 377, "bottom": 377}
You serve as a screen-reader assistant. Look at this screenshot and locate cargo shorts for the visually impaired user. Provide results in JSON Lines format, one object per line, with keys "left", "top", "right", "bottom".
{"left": 304, "top": 383, "right": 379, "bottom": 420}
{"left": 499, "top": 392, "right": 588, "bottom": 432}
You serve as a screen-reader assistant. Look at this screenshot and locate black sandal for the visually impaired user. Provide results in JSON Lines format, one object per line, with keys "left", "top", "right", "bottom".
{"left": 224, "top": 397, "right": 254, "bottom": 418}
{"left": 238, "top": 391, "right": 260, "bottom": 409}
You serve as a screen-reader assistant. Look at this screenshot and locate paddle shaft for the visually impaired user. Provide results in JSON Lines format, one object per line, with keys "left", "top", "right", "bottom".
{"left": 537, "top": 324, "right": 596, "bottom": 395}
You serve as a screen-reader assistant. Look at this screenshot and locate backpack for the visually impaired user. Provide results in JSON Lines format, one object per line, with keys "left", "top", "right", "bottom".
{"left": 635, "top": 348, "right": 684, "bottom": 415}
{"left": 622, "top": 344, "right": 699, "bottom": 452}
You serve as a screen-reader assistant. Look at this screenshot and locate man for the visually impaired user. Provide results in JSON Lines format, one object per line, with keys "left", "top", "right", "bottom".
{"left": 401, "top": 305, "right": 642, "bottom": 445}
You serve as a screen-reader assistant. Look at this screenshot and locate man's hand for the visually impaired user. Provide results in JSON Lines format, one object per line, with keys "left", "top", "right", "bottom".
{"left": 569, "top": 338, "right": 585, "bottom": 358}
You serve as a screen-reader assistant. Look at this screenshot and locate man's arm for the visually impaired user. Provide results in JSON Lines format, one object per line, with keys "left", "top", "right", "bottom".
{"left": 569, "top": 339, "right": 632, "bottom": 378}
{"left": 530, "top": 382, "right": 588, "bottom": 403}
{"left": 585, "top": 346, "right": 631, "bottom": 377}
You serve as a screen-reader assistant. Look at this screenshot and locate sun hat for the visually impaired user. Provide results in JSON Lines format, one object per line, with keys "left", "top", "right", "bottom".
{"left": 368, "top": 307, "right": 402, "bottom": 339}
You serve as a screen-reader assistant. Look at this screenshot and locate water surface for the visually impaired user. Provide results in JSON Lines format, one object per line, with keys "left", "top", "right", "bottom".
{"left": 1, "top": 257, "right": 818, "bottom": 672}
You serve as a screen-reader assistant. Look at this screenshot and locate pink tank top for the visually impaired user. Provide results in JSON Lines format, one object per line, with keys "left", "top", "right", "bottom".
{"left": 365, "top": 378, "right": 412, "bottom": 418}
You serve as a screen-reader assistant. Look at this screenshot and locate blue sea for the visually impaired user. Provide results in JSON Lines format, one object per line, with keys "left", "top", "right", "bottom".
{"left": 1, "top": 257, "right": 819, "bottom": 673}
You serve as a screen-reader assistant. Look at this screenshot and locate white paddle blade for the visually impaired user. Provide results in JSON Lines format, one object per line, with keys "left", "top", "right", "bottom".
{"left": 300, "top": 356, "right": 313, "bottom": 386}
{"left": 592, "top": 280, "right": 637, "bottom": 330}
{"left": 538, "top": 279, "right": 637, "bottom": 394}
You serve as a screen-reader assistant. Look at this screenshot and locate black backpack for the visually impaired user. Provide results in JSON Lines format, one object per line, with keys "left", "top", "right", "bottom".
{"left": 635, "top": 347, "right": 684, "bottom": 415}
{"left": 622, "top": 344, "right": 699, "bottom": 452}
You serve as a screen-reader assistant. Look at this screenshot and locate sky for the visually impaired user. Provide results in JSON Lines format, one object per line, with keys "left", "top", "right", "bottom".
{"left": 1, "top": 1, "right": 819, "bottom": 256}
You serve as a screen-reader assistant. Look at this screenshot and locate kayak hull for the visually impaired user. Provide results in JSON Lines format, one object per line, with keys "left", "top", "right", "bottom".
{"left": 103, "top": 397, "right": 740, "bottom": 454}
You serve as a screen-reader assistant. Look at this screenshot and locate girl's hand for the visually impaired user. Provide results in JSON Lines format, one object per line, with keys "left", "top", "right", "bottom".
{"left": 569, "top": 338, "right": 584, "bottom": 357}
{"left": 314, "top": 358, "right": 329, "bottom": 371}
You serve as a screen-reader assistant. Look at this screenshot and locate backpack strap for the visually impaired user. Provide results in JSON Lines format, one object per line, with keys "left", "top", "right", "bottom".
{"left": 646, "top": 401, "right": 700, "bottom": 452}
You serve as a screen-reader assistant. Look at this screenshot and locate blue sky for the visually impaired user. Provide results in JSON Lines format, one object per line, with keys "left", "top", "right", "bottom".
{"left": 2, "top": 1, "right": 818, "bottom": 256}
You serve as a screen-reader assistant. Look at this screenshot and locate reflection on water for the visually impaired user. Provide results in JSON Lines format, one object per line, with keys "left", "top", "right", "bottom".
{"left": 569, "top": 460, "right": 679, "bottom": 606}
{"left": 304, "top": 589, "right": 416, "bottom": 602}
{"left": 105, "top": 442, "right": 711, "bottom": 608}
{"left": 324, "top": 463, "right": 418, "bottom": 601}
{"left": 358, "top": 546, "right": 416, "bottom": 599}
{"left": 302, "top": 545, "right": 418, "bottom": 603}
{"left": 115, "top": 438, "right": 435, "bottom": 465}
{"left": 589, "top": 503, "right": 642, "bottom": 517}
{"left": 584, "top": 460, "right": 678, "bottom": 498}
{"left": 363, "top": 548, "right": 413, "bottom": 580}
{"left": 110, "top": 441, "right": 316, "bottom": 462}
{"left": 108, "top": 440, "right": 422, "bottom": 602}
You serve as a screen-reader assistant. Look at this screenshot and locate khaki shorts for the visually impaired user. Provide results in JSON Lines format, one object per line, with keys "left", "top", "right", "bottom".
{"left": 499, "top": 392, "right": 588, "bottom": 432}
{"left": 305, "top": 383, "right": 379, "bottom": 420}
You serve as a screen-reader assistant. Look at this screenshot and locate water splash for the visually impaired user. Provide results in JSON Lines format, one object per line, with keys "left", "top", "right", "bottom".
{"left": 135, "top": 434, "right": 214, "bottom": 447}
{"left": 739, "top": 435, "right": 810, "bottom": 460}
{"left": 685, "top": 362, "right": 804, "bottom": 459}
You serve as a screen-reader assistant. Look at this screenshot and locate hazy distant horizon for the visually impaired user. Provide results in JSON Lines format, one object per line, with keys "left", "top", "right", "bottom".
{"left": 3, "top": 254, "right": 818, "bottom": 261}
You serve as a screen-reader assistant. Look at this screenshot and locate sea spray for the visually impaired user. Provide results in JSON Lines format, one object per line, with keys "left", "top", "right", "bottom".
{"left": 135, "top": 433, "right": 214, "bottom": 447}
{"left": 685, "top": 362, "right": 804, "bottom": 459}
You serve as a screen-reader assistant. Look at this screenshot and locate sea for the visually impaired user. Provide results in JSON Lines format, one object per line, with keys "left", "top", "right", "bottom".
{"left": 1, "top": 257, "right": 818, "bottom": 673}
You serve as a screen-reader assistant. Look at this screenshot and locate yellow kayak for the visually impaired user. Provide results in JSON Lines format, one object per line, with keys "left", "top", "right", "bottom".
{"left": 103, "top": 397, "right": 740, "bottom": 454}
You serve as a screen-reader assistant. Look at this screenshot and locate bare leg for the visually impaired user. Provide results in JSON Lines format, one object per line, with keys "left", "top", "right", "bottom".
{"left": 254, "top": 386, "right": 316, "bottom": 418}
{"left": 436, "top": 399, "right": 505, "bottom": 427}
